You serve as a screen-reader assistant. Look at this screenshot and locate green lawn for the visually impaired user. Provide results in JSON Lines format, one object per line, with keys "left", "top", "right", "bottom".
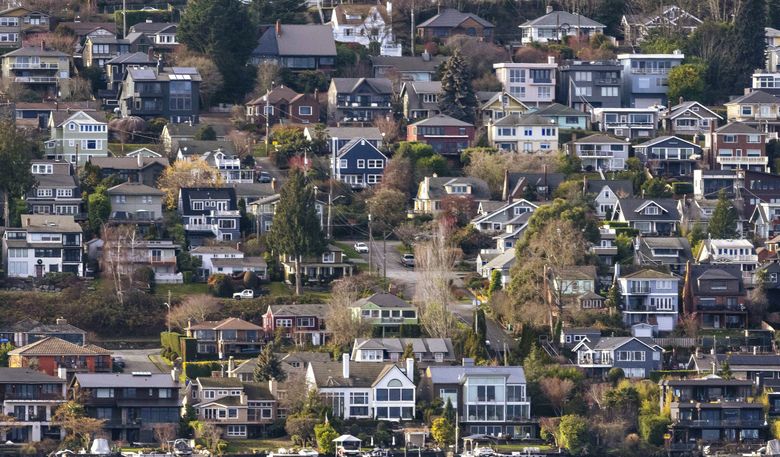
{"left": 268, "top": 281, "right": 291, "bottom": 296}
{"left": 224, "top": 438, "right": 294, "bottom": 453}
{"left": 334, "top": 241, "right": 360, "bottom": 259}
{"left": 155, "top": 283, "right": 208, "bottom": 299}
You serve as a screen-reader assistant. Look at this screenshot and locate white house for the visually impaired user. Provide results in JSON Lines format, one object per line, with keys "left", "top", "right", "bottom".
{"left": 618, "top": 268, "right": 680, "bottom": 332}
{"left": 584, "top": 179, "right": 634, "bottom": 219}
{"left": 329, "top": 3, "right": 397, "bottom": 54}
{"left": 493, "top": 59, "right": 557, "bottom": 106}
{"left": 471, "top": 199, "right": 538, "bottom": 233}
{"left": 519, "top": 7, "right": 606, "bottom": 44}
{"left": 567, "top": 134, "right": 629, "bottom": 172}
{"left": 696, "top": 238, "right": 758, "bottom": 284}
{"left": 3, "top": 215, "right": 83, "bottom": 277}
{"left": 190, "top": 245, "right": 245, "bottom": 279}
{"left": 487, "top": 113, "right": 558, "bottom": 153}
{"left": 306, "top": 355, "right": 416, "bottom": 421}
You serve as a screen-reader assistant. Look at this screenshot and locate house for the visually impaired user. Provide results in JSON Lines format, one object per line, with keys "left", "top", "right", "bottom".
{"left": 567, "top": 134, "right": 629, "bottom": 172}
{"left": 82, "top": 33, "right": 150, "bottom": 68}
{"left": 334, "top": 137, "right": 387, "bottom": 188}
{"left": 683, "top": 264, "right": 748, "bottom": 329}
{"left": 350, "top": 293, "right": 419, "bottom": 336}
{"left": 0, "top": 47, "right": 69, "bottom": 98}
{"left": 188, "top": 377, "right": 275, "bottom": 439}
{"left": 487, "top": 113, "right": 558, "bottom": 153}
{"left": 101, "top": 52, "right": 154, "bottom": 106}
{"left": 70, "top": 372, "right": 180, "bottom": 442}
{"left": 251, "top": 23, "right": 337, "bottom": 72}
{"left": 100, "top": 238, "right": 182, "bottom": 284}
{"left": 560, "top": 327, "right": 601, "bottom": 350}
{"left": 371, "top": 53, "right": 446, "bottom": 83}
{"left": 584, "top": 179, "right": 634, "bottom": 219}
{"left": 471, "top": 199, "right": 537, "bottom": 233}
{"left": 303, "top": 125, "right": 384, "bottom": 154}
{"left": 229, "top": 352, "right": 331, "bottom": 382}
{"left": 106, "top": 182, "right": 163, "bottom": 225}
{"left": 306, "top": 355, "right": 416, "bottom": 421}
{"left": 327, "top": 77, "right": 394, "bottom": 124}
{"left": 329, "top": 3, "right": 393, "bottom": 50}
{"left": 280, "top": 244, "right": 354, "bottom": 283}
{"left": 618, "top": 268, "right": 680, "bottom": 332}
{"left": 0, "top": 318, "right": 86, "bottom": 347}
{"left": 479, "top": 91, "right": 528, "bottom": 124}
{"left": 187, "top": 318, "right": 264, "bottom": 359}
{"left": 0, "top": 7, "right": 49, "bottom": 51}
{"left": 573, "top": 336, "right": 663, "bottom": 378}
{"left": 0, "top": 368, "right": 66, "bottom": 443}
{"left": 533, "top": 103, "right": 590, "bottom": 130}
{"left": 245, "top": 85, "right": 319, "bottom": 125}
{"left": 400, "top": 81, "right": 441, "bottom": 120}
{"left": 416, "top": 9, "right": 494, "bottom": 42}
{"left": 202, "top": 149, "right": 255, "bottom": 184}
{"left": 557, "top": 59, "right": 623, "bottom": 111}
{"left": 13, "top": 101, "right": 97, "bottom": 128}
{"left": 502, "top": 171, "right": 566, "bottom": 202}
{"left": 547, "top": 266, "right": 599, "bottom": 313}
{"left": 688, "top": 352, "right": 780, "bottom": 381}
{"left": 407, "top": 114, "right": 475, "bottom": 155}
{"left": 190, "top": 245, "right": 244, "bottom": 279}
{"left": 519, "top": 7, "right": 605, "bottom": 44}
{"left": 724, "top": 90, "right": 780, "bottom": 133}
{"left": 55, "top": 21, "right": 116, "bottom": 52}
{"left": 591, "top": 226, "right": 618, "bottom": 266}
{"left": 618, "top": 52, "right": 685, "bottom": 108}
{"left": 119, "top": 65, "right": 202, "bottom": 124}
{"left": 633, "top": 236, "right": 692, "bottom": 276}
{"left": 694, "top": 169, "right": 780, "bottom": 216}
{"left": 3, "top": 215, "right": 82, "bottom": 278}
{"left": 44, "top": 110, "right": 109, "bottom": 165}
{"left": 27, "top": 160, "right": 80, "bottom": 216}
{"left": 413, "top": 176, "right": 491, "bottom": 215}
{"left": 478, "top": 248, "right": 516, "bottom": 288}
{"left": 262, "top": 304, "right": 329, "bottom": 346}
{"left": 696, "top": 238, "right": 758, "bottom": 285}
{"left": 422, "top": 362, "right": 532, "bottom": 438}
{"left": 176, "top": 140, "right": 236, "bottom": 162}
{"left": 161, "top": 123, "right": 229, "bottom": 155}
{"left": 621, "top": 5, "right": 702, "bottom": 45}
{"left": 89, "top": 156, "right": 169, "bottom": 188}
{"left": 178, "top": 187, "right": 241, "bottom": 245}
{"left": 767, "top": 27, "right": 780, "bottom": 72}
{"left": 8, "top": 337, "right": 111, "bottom": 376}
{"left": 611, "top": 198, "right": 680, "bottom": 235}
{"left": 127, "top": 21, "right": 179, "bottom": 52}
{"left": 634, "top": 135, "right": 702, "bottom": 177}
{"left": 662, "top": 101, "right": 722, "bottom": 136}
{"left": 750, "top": 201, "right": 780, "bottom": 239}
{"left": 246, "top": 193, "right": 325, "bottom": 236}
{"left": 753, "top": 71, "right": 780, "bottom": 94}
{"left": 592, "top": 107, "right": 659, "bottom": 139}
{"left": 351, "top": 338, "right": 455, "bottom": 363}
{"left": 660, "top": 376, "right": 767, "bottom": 445}
{"left": 493, "top": 59, "right": 557, "bottom": 106}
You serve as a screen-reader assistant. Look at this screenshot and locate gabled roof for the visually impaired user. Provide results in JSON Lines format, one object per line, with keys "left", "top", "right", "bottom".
{"left": 411, "top": 113, "right": 473, "bottom": 127}
{"left": 332, "top": 4, "right": 389, "bottom": 25}
{"left": 177, "top": 140, "right": 236, "bottom": 157}
{"left": 615, "top": 198, "right": 679, "bottom": 221}
{"left": 106, "top": 182, "right": 163, "bottom": 196}
{"left": 423, "top": 176, "right": 491, "bottom": 201}
{"left": 715, "top": 122, "right": 762, "bottom": 135}
{"left": 53, "top": 110, "right": 107, "bottom": 127}
{"left": 573, "top": 336, "right": 661, "bottom": 352}
{"left": 417, "top": 8, "right": 494, "bottom": 29}
{"left": 57, "top": 21, "right": 117, "bottom": 37}
{"left": 634, "top": 135, "right": 701, "bottom": 150}
{"left": 254, "top": 24, "right": 337, "bottom": 57}
{"left": 584, "top": 179, "right": 633, "bottom": 196}
{"left": 2, "top": 47, "right": 68, "bottom": 58}
{"left": 247, "top": 85, "right": 306, "bottom": 106}
{"left": 493, "top": 113, "right": 553, "bottom": 127}
{"left": 621, "top": 269, "right": 676, "bottom": 280}
{"left": 336, "top": 137, "right": 388, "bottom": 160}
{"left": 426, "top": 365, "right": 526, "bottom": 384}
{"left": 534, "top": 102, "right": 588, "bottom": 117}
{"left": 164, "top": 123, "right": 230, "bottom": 138}
{"left": 352, "top": 338, "right": 454, "bottom": 358}
{"left": 9, "top": 337, "right": 110, "bottom": 357}
{"left": 198, "top": 377, "right": 244, "bottom": 389}
{"left": 520, "top": 10, "right": 604, "bottom": 28}
{"left": 129, "top": 21, "right": 178, "bottom": 34}
{"left": 555, "top": 266, "right": 597, "bottom": 281}
{"left": 352, "top": 293, "right": 412, "bottom": 309}
{"left": 403, "top": 81, "right": 442, "bottom": 95}
{"left": 308, "top": 361, "right": 399, "bottom": 388}
{"left": 331, "top": 77, "right": 393, "bottom": 95}
{"left": 0, "top": 368, "right": 65, "bottom": 384}
{"left": 666, "top": 101, "right": 722, "bottom": 120}
{"left": 267, "top": 303, "right": 329, "bottom": 318}
{"left": 189, "top": 317, "right": 261, "bottom": 331}
{"left": 0, "top": 318, "right": 85, "bottom": 335}
{"left": 89, "top": 156, "right": 168, "bottom": 170}
{"left": 484, "top": 248, "right": 516, "bottom": 271}
{"left": 479, "top": 91, "right": 528, "bottom": 111}
{"left": 726, "top": 90, "right": 780, "bottom": 105}
{"left": 573, "top": 134, "right": 629, "bottom": 145}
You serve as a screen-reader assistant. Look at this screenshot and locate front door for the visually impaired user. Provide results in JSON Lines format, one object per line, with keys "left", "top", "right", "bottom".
{"left": 713, "top": 315, "right": 721, "bottom": 329}
{"left": 35, "top": 264, "right": 44, "bottom": 278}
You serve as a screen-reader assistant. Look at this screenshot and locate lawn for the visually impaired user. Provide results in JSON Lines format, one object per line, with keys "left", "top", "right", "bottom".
{"left": 224, "top": 438, "right": 294, "bottom": 453}
{"left": 154, "top": 283, "right": 208, "bottom": 299}
{"left": 267, "top": 281, "right": 332, "bottom": 301}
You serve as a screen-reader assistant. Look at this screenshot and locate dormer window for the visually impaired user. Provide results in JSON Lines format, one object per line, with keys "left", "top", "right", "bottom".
{"left": 450, "top": 185, "right": 468, "bottom": 194}
{"left": 644, "top": 206, "right": 659, "bottom": 215}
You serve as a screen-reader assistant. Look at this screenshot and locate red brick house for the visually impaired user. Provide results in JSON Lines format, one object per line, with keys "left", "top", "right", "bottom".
{"left": 705, "top": 122, "right": 769, "bottom": 172}
{"left": 7, "top": 337, "right": 112, "bottom": 376}
{"left": 245, "top": 85, "right": 320, "bottom": 126}
{"left": 407, "top": 114, "right": 475, "bottom": 156}
{"left": 263, "top": 304, "right": 329, "bottom": 346}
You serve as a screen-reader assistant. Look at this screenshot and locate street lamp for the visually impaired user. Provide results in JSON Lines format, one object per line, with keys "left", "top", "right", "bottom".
{"left": 164, "top": 289, "right": 171, "bottom": 333}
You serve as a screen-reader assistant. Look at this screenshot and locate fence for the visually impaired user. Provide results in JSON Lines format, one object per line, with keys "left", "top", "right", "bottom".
{"left": 654, "top": 337, "right": 696, "bottom": 347}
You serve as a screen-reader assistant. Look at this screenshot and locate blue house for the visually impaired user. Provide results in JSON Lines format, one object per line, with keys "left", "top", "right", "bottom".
{"left": 334, "top": 137, "right": 388, "bottom": 188}
{"left": 178, "top": 187, "right": 241, "bottom": 246}
{"left": 634, "top": 135, "right": 702, "bottom": 177}
{"left": 618, "top": 52, "right": 684, "bottom": 108}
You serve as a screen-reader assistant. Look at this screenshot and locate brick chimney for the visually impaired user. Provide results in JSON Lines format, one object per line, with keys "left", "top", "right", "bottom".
{"left": 275, "top": 20, "right": 281, "bottom": 37}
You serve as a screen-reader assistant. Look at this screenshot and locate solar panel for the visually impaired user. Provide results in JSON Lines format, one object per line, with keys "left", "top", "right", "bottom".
{"left": 130, "top": 68, "right": 156, "bottom": 80}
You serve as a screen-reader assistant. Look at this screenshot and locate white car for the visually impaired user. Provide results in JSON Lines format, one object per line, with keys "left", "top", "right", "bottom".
{"left": 233, "top": 289, "right": 254, "bottom": 300}
{"left": 354, "top": 242, "right": 369, "bottom": 253}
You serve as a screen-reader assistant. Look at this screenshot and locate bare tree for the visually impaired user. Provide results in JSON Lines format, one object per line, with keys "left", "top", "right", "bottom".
{"left": 178, "top": 55, "right": 224, "bottom": 109}
{"left": 168, "top": 295, "right": 221, "bottom": 331}
{"left": 101, "top": 224, "right": 141, "bottom": 306}
{"left": 326, "top": 276, "right": 375, "bottom": 347}
{"left": 373, "top": 116, "right": 400, "bottom": 145}
{"left": 414, "top": 220, "right": 459, "bottom": 338}
{"left": 587, "top": 382, "right": 611, "bottom": 410}
{"left": 254, "top": 61, "right": 282, "bottom": 97}
{"left": 540, "top": 378, "right": 575, "bottom": 417}
{"left": 153, "top": 424, "right": 177, "bottom": 450}
{"left": 193, "top": 422, "right": 223, "bottom": 455}
{"left": 64, "top": 77, "right": 94, "bottom": 102}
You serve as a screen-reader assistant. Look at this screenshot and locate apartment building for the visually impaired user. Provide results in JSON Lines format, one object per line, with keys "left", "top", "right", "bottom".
{"left": 493, "top": 59, "right": 556, "bottom": 106}
{"left": 617, "top": 269, "right": 680, "bottom": 332}
{"left": 0, "top": 368, "right": 66, "bottom": 443}
{"left": 617, "top": 52, "right": 684, "bottom": 108}
{"left": 0, "top": 47, "right": 69, "bottom": 98}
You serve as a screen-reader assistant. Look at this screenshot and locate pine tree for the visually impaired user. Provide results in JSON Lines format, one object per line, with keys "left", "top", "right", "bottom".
{"left": 0, "top": 120, "right": 34, "bottom": 226}
{"left": 249, "top": 0, "right": 306, "bottom": 25}
{"left": 605, "top": 282, "right": 621, "bottom": 316}
{"left": 253, "top": 344, "right": 287, "bottom": 382}
{"left": 438, "top": 50, "right": 478, "bottom": 124}
{"left": 733, "top": 0, "right": 767, "bottom": 90}
{"left": 443, "top": 398, "right": 455, "bottom": 423}
{"left": 707, "top": 190, "right": 738, "bottom": 239}
{"left": 770, "top": 0, "right": 780, "bottom": 29}
{"left": 267, "top": 169, "right": 326, "bottom": 295}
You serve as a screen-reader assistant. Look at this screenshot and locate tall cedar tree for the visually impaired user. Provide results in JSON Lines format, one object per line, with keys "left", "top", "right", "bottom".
{"left": 733, "top": 0, "right": 767, "bottom": 90}
{"left": 770, "top": 0, "right": 780, "bottom": 29}
{"left": 253, "top": 344, "right": 287, "bottom": 382}
{"left": 0, "top": 120, "right": 34, "bottom": 226}
{"left": 438, "top": 50, "right": 478, "bottom": 124}
{"left": 267, "top": 169, "right": 326, "bottom": 295}
{"left": 249, "top": 0, "right": 306, "bottom": 25}
{"left": 177, "top": 0, "right": 257, "bottom": 100}
{"left": 708, "top": 190, "right": 738, "bottom": 239}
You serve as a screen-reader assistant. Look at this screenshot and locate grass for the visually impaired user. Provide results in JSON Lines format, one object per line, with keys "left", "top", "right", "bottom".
{"left": 493, "top": 444, "right": 554, "bottom": 452}
{"left": 268, "top": 281, "right": 291, "bottom": 296}
{"left": 155, "top": 283, "right": 208, "bottom": 299}
{"left": 224, "top": 438, "right": 294, "bottom": 453}
{"left": 335, "top": 241, "right": 361, "bottom": 259}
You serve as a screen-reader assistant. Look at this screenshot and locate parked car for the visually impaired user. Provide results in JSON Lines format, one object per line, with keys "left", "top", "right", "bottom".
{"left": 233, "top": 289, "right": 254, "bottom": 300}
{"left": 258, "top": 171, "right": 272, "bottom": 183}
{"left": 401, "top": 253, "right": 415, "bottom": 267}
{"left": 354, "top": 242, "right": 369, "bottom": 253}
{"left": 112, "top": 356, "right": 125, "bottom": 369}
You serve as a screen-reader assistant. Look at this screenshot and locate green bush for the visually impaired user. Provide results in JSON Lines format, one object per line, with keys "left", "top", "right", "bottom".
{"left": 182, "top": 271, "right": 194, "bottom": 283}
{"left": 160, "top": 332, "right": 183, "bottom": 359}
{"left": 671, "top": 182, "right": 694, "bottom": 195}
{"left": 399, "top": 324, "right": 421, "bottom": 337}
{"left": 207, "top": 274, "right": 233, "bottom": 297}
{"left": 183, "top": 361, "right": 226, "bottom": 379}
{"left": 181, "top": 337, "right": 197, "bottom": 362}
{"left": 607, "top": 367, "right": 625, "bottom": 384}
{"left": 639, "top": 414, "right": 670, "bottom": 446}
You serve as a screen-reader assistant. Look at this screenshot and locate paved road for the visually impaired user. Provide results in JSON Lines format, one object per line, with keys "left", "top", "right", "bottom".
{"left": 113, "top": 348, "right": 165, "bottom": 374}
{"left": 255, "top": 156, "right": 287, "bottom": 186}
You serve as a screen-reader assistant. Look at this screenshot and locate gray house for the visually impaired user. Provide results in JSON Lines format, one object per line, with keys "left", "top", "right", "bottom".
{"left": 327, "top": 77, "right": 394, "bottom": 124}
{"left": 558, "top": 59, "right": 623, "bottom": 112}
{"left": 618, "top": 52, "right": 685, "bottom": 108}
{"left": 400, "top": 81, "right": 441, "bottom": 120}
{"left": 119, "top": 65, "right": 201, "bottom": 124}
{"left": 89, "top": 156, "right": 169, "bottom": 188}
{"left": 106, "top": 182, "right": 164, "bottom": 224}
{"left": 634, "top": 236, "right": 692, "bottom": 276}
{"left": 573, "top": 336, "right": 663, "bottom": 378}
{"left": 612, "top": 198, "right": 679, "bottom": 235}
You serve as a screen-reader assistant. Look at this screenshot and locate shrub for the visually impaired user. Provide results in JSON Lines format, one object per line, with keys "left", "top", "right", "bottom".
{"left": 607, "top": 367, "right": 625, "bottom": 384}
{"left": 639, "top": 414, "right": 669, "bottom": 446}
{"left": 243, "top": 271, "right": 259, "bottom": 290}
{"left": 207, "top": 274, "right": 233, "bottom": 297}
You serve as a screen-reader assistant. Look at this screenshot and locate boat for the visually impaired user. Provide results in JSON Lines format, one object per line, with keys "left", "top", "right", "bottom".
{"left": 172, "top": 439, "right": 193, "bottom": 457}
{"left": 267, "top": 448, "right": 320, "bottom": 457}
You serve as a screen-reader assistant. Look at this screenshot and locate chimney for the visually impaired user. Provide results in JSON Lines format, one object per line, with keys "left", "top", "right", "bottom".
{"left": 56, "top": 318, "right": 67, "bottom": 325}
{"left": 546, "top": 4, "right": 553, "bottom": 14}
{"left": 275, "top": 20, "right": 281, "bottom": 37}
{"left": 137, "top": 152, "right": 143, "bottom": 168}
{"left": 405, "top": 357, "right": 414, "bottom": 378}
{"left": 754, "top": 346, "right": 758, "bottom": 355}
{"left": 156, "top": 56, "right": 163, "bottom": 74}
{"left": 547, "top": 55, "right": 555, "bottom": 65}
{"left": 228, "top": 356, "right": 235, "bottom": 373}
{"left": 421, "top": 49, "right": 431, "bottom": 62}
{"left": 57, "top": 366, "right": 67, "bottom": 380}
{"left": 342, "top": 353, "right": 350, "bottom": 379}
{"left": 171, "top": 367, "right": 179, "bottom": 382}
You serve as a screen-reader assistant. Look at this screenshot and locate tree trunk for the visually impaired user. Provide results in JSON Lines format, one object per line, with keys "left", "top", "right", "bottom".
{"left": 294, "top": 256, "right": 302, "bottom": 296}
{"left": 2, "top": 188, "right": 9, "bottom": 227}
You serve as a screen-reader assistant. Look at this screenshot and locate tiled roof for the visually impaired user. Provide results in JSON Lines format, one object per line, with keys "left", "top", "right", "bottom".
{"left": 8, "top": 337, "right": 108, "bottom": 357}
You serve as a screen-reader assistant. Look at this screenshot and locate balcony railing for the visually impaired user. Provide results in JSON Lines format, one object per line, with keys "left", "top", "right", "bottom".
{"left": 591, "top": 246, "right": 618, "bottom": 255}
{"left": 14, "top": 76, "right": 57, "bottom": 83}
{"left": 676, "top": 419, "right": 765, "bottom": 428}
{"left": 595, "top": 78, "right": 620, "bottom": 85}
{"left": 578, "top": 150, "right": 617, "bottom": 157}
{"left": 630, "top": 68, "right": 671, "bottom": 75}
{"left": 578, "top": 356, "right": 611, "bottom": 366}
{"left": 629, "top": 285, "right": 650, "bottom": 294}
{"left": 10, "top": 62, "right": 59, "bottom": 70}
{"left": 716, "top": 156, "right": 768, "bottom": 164}
{"left": 697, "top": 302, "right": 746, "bottom": 312}
{"left": 713, "top": 254, "right": 759, "bottom": 263}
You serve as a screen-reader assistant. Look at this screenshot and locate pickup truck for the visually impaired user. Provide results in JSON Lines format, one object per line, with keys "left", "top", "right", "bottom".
{"left": 233, "top": 289, "right": 254, "bottom": 300}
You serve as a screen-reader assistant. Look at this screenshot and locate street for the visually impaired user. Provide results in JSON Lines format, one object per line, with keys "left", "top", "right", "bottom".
{"left": 112, "top": 348, "right": 166, "bottom": 374}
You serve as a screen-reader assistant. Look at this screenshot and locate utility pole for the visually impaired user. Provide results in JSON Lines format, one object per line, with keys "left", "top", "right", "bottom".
{"left": 327, "top": 186, "right": 333, "bottom": 239}
{"left": 368, "top": 213, "right": 373, "bottom": 275}
{"left": 410, "top": 0, "right": 415, "bottom": 57}
{"left": 264, "top": 87, "right": 271, "bottom": 153}
{"left": 382, "top": 231, "right": 387, "bottom": 281}
{"left": 122, "top": 0, "right": 126, "bottom": 37}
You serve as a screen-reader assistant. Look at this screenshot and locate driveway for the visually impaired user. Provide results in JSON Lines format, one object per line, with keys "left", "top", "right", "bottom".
{"left": 113, "top": 348, "right": 165, "bottom": 374}
{"left": 345, "top": 239, "right": 417, "bottom": 296}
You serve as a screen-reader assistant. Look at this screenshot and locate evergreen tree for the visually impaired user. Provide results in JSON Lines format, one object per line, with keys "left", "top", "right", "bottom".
{"left": 267, "top": 169, "right": 326, "bottom": 295}
{"left": 0, "top": 120, "right": 34, "bottom": 226}
{"left": 178, "top": 0, "right": 258, "bottom": 100}
{"left": 87, "top": 186, "right": 111, "bottom": 235}
{"left": 443, "top": 398, "right": 455, "bottom": 423}
{"left": 605, "top": 282, "right": 621, "bottom": 315}
{"left": 438, "top": 50, "right": 478, "bottom": 124}
{"left": 253, "top": 344, "right": 287, "bottom": 382}
{"left": 401, "top": 343, "right": 414, "bottom": 361}
{"left": 733, "top": 0, "right": 767, "bottom": 90}
{"left": 488, "top": 269, "right": 502, "bottom": 296}
{"left": 708, "top": 190, "right": 738, "bottom": 239}
{"left": 770, "top": 0, "right": 780, "bottom": 29}
{"left": 249, "top": 0, "right": 306, "bottom": 25}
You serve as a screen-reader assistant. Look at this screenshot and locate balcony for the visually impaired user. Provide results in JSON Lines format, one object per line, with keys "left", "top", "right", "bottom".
{"left": 628, "top": 285, "right": 650, "bottom": 294}
{"left": 716, "top": 156, "right": 768, "bottom": 165}
{"left": 630, "top": 68, "right": 671, "bottom": 75}
{"left": 184, "top": 223, "right": 217, "bottom": 233}
{"left": 10, "top": 62, "right": 59, "bottom": 70}
{"left": 713, "top": 254, "right": 759, "bottom": 263}
{"left": 577, "top": 355, "right": 612, "bottom": 367}
{"left": 595, "top": 77, "right": 620, "bottom": 85}
{"left": 578, "top": 150, "right": 617, "bottom": 157}
{"left": 591, "top": 245, "right": 618, "bottom": 255}
{"left": 675, "top": 419, "right": 766, "bottom": 428}
{"left": 529, "top": 78, "right": 553, "bottom": 85}
{"left": 14, "top": 76, "right": 57, "bottom": 83}
{"left": 625, "top": 304, "right": 677, "bottom": 313}
{"left": 697, "top": 302, "right": 746, "bottom": 312}
{"left": 605, "top": 121, "right": 655, "bottom": 128}
{"left": 155, "top": 272, "right": 183, "bottom": 284}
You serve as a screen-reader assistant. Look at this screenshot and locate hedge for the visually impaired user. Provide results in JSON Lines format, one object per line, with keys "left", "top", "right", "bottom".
{"left": 114, "top": 10, "right": 173, "bottom": 30}
{"left": 649, "top": 370, "right": 698, "bottom": 382}
{"left": 160, "top": 331, "right": 183, "bottom": 359}
{"left": 671, "top": 182, "right": 694, "bottom": 195}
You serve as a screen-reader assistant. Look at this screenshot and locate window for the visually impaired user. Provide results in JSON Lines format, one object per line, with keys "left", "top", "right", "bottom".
{"left": 192, "top": 201, "right": 203, "bottom": 211}
{"left": 574, "top": 71, "right": 592, "bottom": 82}
{"left": 644, "top": 205, "right": 659, "bottom": 215}
{"left": 296, "top": 317, "right": 314, "bottom": 327}
{"left": 541, "top": 128, "right": 555, "bottom": 136}
{"left": 748, "top": 135, "right": 761, "bottom": 143}
{"left": 509, "top": 69, "right": 525, "bottom": 83}
{"left": 574, "top": 86, "right": 592, "bottom": 96}
{"left": 322, "top": 252, "right": 335, "bottom": 263}
{"left": 339, "top": 159, "right": 348, "bottom": 169}
{"left": 31, "top": 164, "right": 53, "bottom": 174}
{"left": 537, "top": 86, "right": 551, "bottom": 98}
{"left": 276, "top": 319, "right": 292, "bottom": 328}
{"left": 298, "top": 106, "right": 313, "bottom": 116}
{"left": 357, "top": 159, "right": 365, "bottom": 168}
{"left": 601, "top": 86, "right": 618, "bottom": 97}
{"left": 56, "top": 189, "right": 72, "bottom": 198}
{"left": 36, "top": 189, "right": 53, "bottom": 197}
{"left": 114, "top": 195, "right": 126, "bottom": 204}
{"left": 367, "top": 159, "right": 383, "bottom": 168}
{"left": 218, "top": 219, "right": 236, "bottom": 229}
{"left": 422, "top": 94, "right": 438, "bottom": 103}
{"left": 741, "top": 106, "right": 753, "bottom": 116}
{"left": 498, "top": 127, "right": 516, "bottom": 137}
{"left": 723, "top": 135, "right": 737, "bottom": 143}
{"left": 96, "top": 388, "right": 114, "bottom": 398}
{"left": 226, "top": 425, "right": 246, "bottom": 437}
